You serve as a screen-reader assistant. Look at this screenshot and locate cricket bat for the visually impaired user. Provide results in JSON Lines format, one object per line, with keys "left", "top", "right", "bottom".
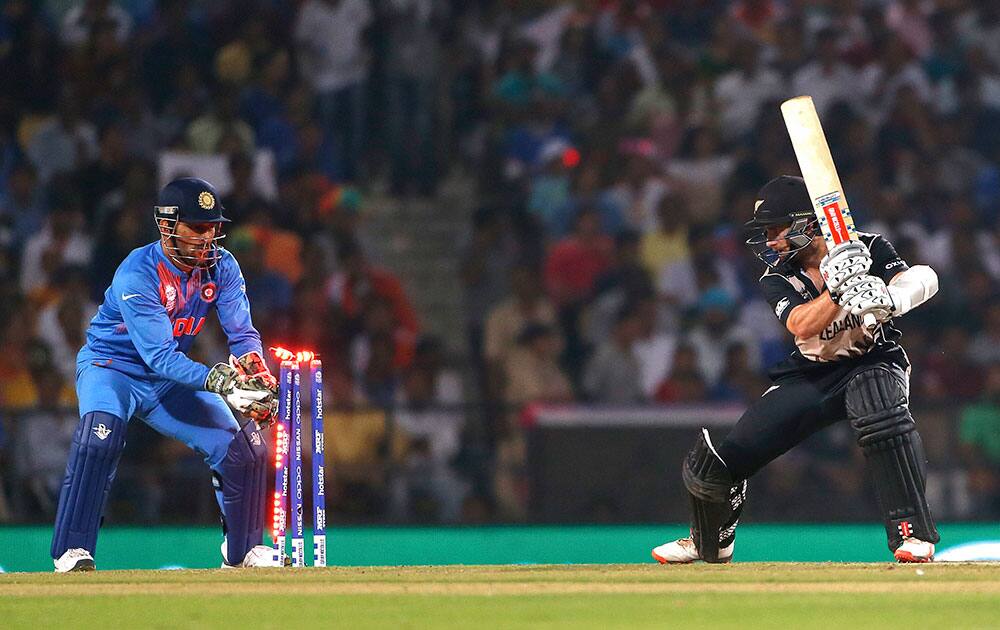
{"left": 780, "top": 95, "right": 876, "bottom": 327}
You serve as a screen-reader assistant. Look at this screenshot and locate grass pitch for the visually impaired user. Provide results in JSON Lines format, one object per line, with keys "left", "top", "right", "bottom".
{"left": 2, "top": 563, "right": 998, "bottom": 629}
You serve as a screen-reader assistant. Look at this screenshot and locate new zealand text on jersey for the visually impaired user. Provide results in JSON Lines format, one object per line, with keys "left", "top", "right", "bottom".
{"left": 819, "top": 312, "right": 864, "bottom": 341}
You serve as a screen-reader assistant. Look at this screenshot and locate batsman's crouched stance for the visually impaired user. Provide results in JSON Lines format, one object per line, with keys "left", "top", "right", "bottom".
{"left": 51, "top": 177, "right": 280, "bottom": 572}
{"left": 652, "top": 176, "right": 940, "bottom": 565}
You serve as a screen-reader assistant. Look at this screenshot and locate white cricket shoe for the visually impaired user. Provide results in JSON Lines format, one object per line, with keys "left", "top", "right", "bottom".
{"left": 54, "top": 548, "right": 96, "bottom": 573}
{"left": 894, "top": 537, "right": 934, "bottom": 563}
{"left": 651, "top": 536, "right": 733, "bottom": 564}
{"left": 221, "top": 541, "right": 283, "bottom": 568}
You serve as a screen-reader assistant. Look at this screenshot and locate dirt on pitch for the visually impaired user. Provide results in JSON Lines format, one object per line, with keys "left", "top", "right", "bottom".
{"left": 3, "top": 562, "right": 999, "bottom": 596}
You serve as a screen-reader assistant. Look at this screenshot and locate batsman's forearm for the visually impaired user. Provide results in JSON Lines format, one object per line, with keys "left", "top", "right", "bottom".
{"left": 785, "top": 292, "right": 842, "bottom": 338}
{"left": 888, "top": 265, "right": 938, "bottom": 316}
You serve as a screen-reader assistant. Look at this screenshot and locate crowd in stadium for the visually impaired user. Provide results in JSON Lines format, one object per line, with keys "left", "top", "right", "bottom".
{"left": 0, "top": 0, "right": 998, "bottom": 524}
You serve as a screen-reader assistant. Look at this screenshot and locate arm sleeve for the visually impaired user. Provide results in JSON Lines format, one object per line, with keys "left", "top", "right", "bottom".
{"left": 868, "top": 235, "right": 909, "bottom": 283}
{"left": 215, "top": 253, "right": 264, "bottom": 360}
{"left": 113, "top": 273, "right": 211, "bottom": 389}
{"left": 760, "top": 274, "right": 808, "bottom": 326}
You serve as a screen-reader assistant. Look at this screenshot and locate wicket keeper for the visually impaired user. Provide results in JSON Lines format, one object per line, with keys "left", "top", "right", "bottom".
{"left": 653, "top": 176, "right": 941, "bottom": 564}
{"left": 52, "top": 177, "right": 281, "bottom": 571}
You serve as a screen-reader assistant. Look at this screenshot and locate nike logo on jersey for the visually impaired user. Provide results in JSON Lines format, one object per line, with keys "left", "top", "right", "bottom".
{"left": 122, "top": 293, "right": 142, "bottom": 301}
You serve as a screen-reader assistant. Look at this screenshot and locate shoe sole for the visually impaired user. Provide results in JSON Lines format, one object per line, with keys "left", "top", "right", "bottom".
{"left": 651, "top": 550, "right": 732, "bottom": 564}
{"left": 894, "top": 550, "right": 933, "bottom": 563}
{"left": 652, "top": 550, "right": 693, "bottom": 564}
{"left": 64, "top": 559, "right": 96, "bottom": 572}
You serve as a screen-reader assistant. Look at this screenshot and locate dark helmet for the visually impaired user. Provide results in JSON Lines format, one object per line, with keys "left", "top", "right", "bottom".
{"left": 155, "top": 177, "right": 230, "bottom": 223}
{"left": 154, "top": 177, "right": 230, "bottom": 268}
{"left": 744, "top": 175, "right": 818, "bottom": 267}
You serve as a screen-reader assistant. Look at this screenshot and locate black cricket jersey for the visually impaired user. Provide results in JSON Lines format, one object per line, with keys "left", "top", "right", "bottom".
{"left": 760, "top": 232, "right": 910, "bottom": 387}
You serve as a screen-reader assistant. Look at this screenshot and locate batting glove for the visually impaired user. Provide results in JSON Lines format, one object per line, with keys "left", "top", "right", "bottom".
{"left": 820, "top": 241, "right": 872, "bottom": 296}
{"left": 837, "top": 274, "right": 894, "bottom": 322}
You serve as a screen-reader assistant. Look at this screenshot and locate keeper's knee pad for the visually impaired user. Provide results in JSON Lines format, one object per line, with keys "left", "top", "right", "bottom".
{"left": 682, "top": 429, "right": 747, "bottom": 563}
{"left": 51, "top": 412, "right": 127, "bottom": 558}
{"left": 846, "top": 368, "right": 939, "bottom": 549}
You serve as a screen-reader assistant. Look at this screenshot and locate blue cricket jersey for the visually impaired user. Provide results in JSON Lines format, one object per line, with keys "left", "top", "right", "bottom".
{"left": 78, "top": 241, "right": 263, "bottom": 389}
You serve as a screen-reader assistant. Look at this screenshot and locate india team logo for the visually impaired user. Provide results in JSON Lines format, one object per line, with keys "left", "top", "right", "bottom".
{"left": 201, "top": 282, "right": 217, "bottom": 303}
{"left": 198, "top": 191, "right": 216, "bottom": 209}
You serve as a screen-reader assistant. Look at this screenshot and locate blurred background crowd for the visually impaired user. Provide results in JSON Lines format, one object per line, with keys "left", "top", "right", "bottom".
{"left": 0, "top": 0, "right": 998, "bottom": 526}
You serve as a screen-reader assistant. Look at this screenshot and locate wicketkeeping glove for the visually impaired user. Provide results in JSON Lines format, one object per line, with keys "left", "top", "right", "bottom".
{"left": 820, "top": 240, "right": 872, "bottom": 296}
{"left": 229, "top": 350, "right": 279, "bottom": 396}
{"left": 837, "top": 273, "right": 894, "bottom": 323}
{"left": 206, "top": 362, "right": 279, "bottom": 427}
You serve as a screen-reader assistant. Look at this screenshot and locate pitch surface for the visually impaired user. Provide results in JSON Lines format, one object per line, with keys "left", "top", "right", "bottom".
{"left": 3, "top": 563, "right": 998, "bottom": 628}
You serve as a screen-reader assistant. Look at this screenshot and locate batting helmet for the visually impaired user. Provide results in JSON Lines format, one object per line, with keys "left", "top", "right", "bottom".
{"left": 744, "top": 175, "right": 818, "bottom": 268}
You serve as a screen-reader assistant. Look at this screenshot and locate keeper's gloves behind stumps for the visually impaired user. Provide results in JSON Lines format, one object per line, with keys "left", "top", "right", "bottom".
{"left": 230, "top": 350, "right": 278, "bottom": 394}
{"left": 206, "top": 362, "right": 279, "bottom": 427}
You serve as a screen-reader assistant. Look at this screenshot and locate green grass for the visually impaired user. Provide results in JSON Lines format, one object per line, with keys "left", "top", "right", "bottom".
{"left": 2, "top": 564, "right": 999, "bottom": 629}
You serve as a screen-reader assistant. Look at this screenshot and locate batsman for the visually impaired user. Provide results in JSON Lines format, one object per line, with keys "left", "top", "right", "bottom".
{"left": 652, "top": 175, "right": 941, "bottom": 564}
{"left": 52, "top": 177, "right": 281, "bottom": 571}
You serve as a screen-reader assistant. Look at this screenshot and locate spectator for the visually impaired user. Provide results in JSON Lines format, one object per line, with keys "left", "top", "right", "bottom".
{"left": 383, "top": 0, "right": 446, "bottom": 196}
{"left": 583, "top": 229, "right": 656, "bottom": 346}
{"left": 709, "top": 342, "right": 770, "bottom": 403}
{"left": 582, "top": 304, "right": 646, "bottom": 403}
{"left": 790, "top": 27, "right": 860, "bottom": 117}
{"left": 34, "top": 266, "right": 97, "bottom": 382}
{"left": 544, "top": 207, "right": 613, "bottom": 380}
{"left": 654, "top": 342, "right": 708, "bottom": 403}
{"left": 916, "top": 326, "right": 983, "bottom": 402}
{"left": 858, "top": 35, "right": 932, "bottom": 123}
{"left": 60, "top": 0, "right": 133, "bottom": 48}
{"left": 19, "top": 204, "right": 92, "bottom": 299}
{"left": 598, "top": 149, "right": 666, "bottom": 234}
{"left": 686, "top": 286, "right": 760, "bottom": 387}
{"left": 294, "top": 0, "right": 373, "bottom": 181}
{"left": 185, "top": 89, "right": 256, "bottom": 155}
{"left": 330, "top": 239, "right": 419, "bottom": 368}
{"left": 73, "top": 123, "right": 129, "bottom": 223}
{"left": 0, "top": 161, "right": 48, "bottom": 251}
{"left": 503, "top": 322, "right": 573, "bottom": 409}
{"left": 483, "top": 264, "right": 559, "bottom": 400}
{"left": 657, "top": 226, "right": 741, "bottom": 309}
{"left": 25, "top": 89, "right": 99, "bottom": 184}
{"left": 221, "top": 152, "right": 270, "bottom": 224}
{"left": 640, "top": 190, "right": 690, "bottom": 280}
{"left": 225, "top": 229, "right": 293, "bottom": 334}
{"left": 885, "top": 0, "right": 933, "bottom": 60}
{"left": 461, "top": 207, "right": 517, "bottom": 385}
{"left": 498, "top": 322, "right": 572, "bottom": 519}
{"left": 390, "top": 337, "right": 467, "bottom": 522}
{"left": 713, "top": 38, "right": 785, "bottom": 142}
{"left": 527, "top": 139, "right": 577, "bottom": 236}
{"left": 958, "top": 363, "right": 1000, "bottom": 518}
{"left": 593, "top": 227, "right": 647, "bottom": 299}
{"left": 9, "top": 347, "right": 77, "bottom": 517}
{"left": 665, "top": 126, "right": 736, "bottom": 225}
{"left": 968, "top": 302, "right": 1000, "bottom": 366}
{"left": 116, "top": 88, "right": 163, "bottom": 162}
{"left": 325, "top": 394, "right": 408, "bottom": 519}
